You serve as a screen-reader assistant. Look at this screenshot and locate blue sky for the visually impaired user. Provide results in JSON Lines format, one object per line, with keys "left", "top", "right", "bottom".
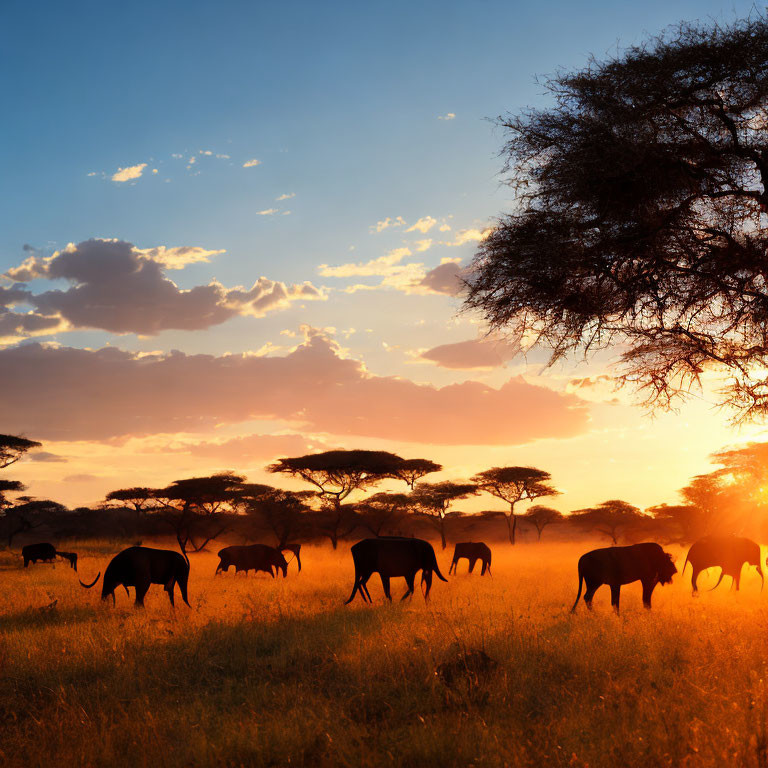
{"left": 1, "top": 0, "right": 763, "bottom": 509}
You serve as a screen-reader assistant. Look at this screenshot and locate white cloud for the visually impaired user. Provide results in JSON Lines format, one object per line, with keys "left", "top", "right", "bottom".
{"left": 319, "top": 247, "right": 412, "bottom": 278}
{"left": 406, "top": 216, "right": 437, "bottom": 234}
{"left": 87, "top": 172, "right": 98, "bottom": 177}
{"left": 413, "top": 239, "right": 433, "bottom": 252}
{"left": 276, "top": 192, "right": 295, "bottom": 201}
{"left": 216, "top": 153, "right": 230, "bottom": 159}
{"left": 111, "top": 163, "right": 147, "bottom": 182}
{"left": 243, "top": 158, "right": 262, "bottom": 168}
{"left": 135, "top": 246, "right": 226, "bottom": 270}
{"left": 199, "top": 150, "right": 213, "bottom": 155}
{"left": 370, "top": 216, "right": 405, "bottom": 233}
{"left": 438, "top": 113, "right": 456, "bottom": 120}
{"left": 445, "top": 228, "right": 492, "bottom": 246}
{"left": 257, "top": 208, "right": 278, "bottom": 216}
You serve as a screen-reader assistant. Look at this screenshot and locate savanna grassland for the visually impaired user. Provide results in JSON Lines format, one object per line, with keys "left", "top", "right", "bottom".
{"left": 2, "top": 540, "right": 768, "bottom": 767}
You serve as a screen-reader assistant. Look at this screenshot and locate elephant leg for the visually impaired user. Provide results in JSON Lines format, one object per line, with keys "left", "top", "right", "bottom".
{"left": 380, "top": 575, "right": 392, "bottom": 601}
{"left": 583, "top": 581, "right": 598, "bottom": 610}
{"left": 641, "top": 579, "right": 655, "bottom": 609}
{"left": 480, "top": 559, "right": 488, "bottom": 575}
{"left": 449, "top": 558, "right": 456, "bottom": 575}
{"left": 610, "top": 584, "right": 621, "bottom": 615}
{"left": 423, "top": 570, "right": 433, "bottom": 601}
{"left": 691, "top": 568, "right": 700, "bottom": 594}
{"left": 401, "top": 574, "right": 415, "bottom": 601}
{"left": 134, "top": 581, "right": 150, "bottom": 607}
{"left": 468, "top": 558, "right": 476, "bottom": 574}
{"left": 165, "top": 579, "right": 176, "bottom": 607}
{"left": 361, "top": 577, "right": 373, "bottom": 603}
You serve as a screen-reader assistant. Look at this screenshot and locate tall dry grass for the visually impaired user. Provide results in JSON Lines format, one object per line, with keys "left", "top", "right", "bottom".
{"left": 1, "top": 539, "right": 768, "bottom": 767}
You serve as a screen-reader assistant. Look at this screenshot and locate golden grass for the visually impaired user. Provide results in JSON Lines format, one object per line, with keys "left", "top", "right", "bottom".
{"left": 2, "top": 540, "right": 768, "bottom": 767}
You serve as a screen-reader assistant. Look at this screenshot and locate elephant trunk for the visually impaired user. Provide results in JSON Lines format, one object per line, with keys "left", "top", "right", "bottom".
{"left": 757, "top": 563, "right": 764, "bottom": 592}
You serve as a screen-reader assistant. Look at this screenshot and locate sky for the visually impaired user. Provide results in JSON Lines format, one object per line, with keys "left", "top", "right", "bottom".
{"left": 1, "top": 0, "right": 765, "bottom": 512}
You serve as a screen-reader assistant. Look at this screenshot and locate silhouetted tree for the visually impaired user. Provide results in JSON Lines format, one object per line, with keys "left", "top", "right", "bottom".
{"left": 646, "top": 503, "right": 707, "bottom": 544}
{"left": 0, "top": 434, "right": 41, "bottom": 469}
{"left": 410, "top": 481, "right": 478, "bottom": 549}
{"left": 153, "top": 472, "right": 245, "bottom": 554}
{"left": 355, "top": 492, "right": 414, "bottom": 537}
{"left": 0, "top": 479, "right": 24, "bottom": 510}
{"left": 104, "top": 487, "right": 155, "bottom": 517}
{"left": 464, "top": 15, "right": 768, "bottom": 421}
{"left": 237, "top": 483, "right": 313, "bottom": 548}
{"left": 679, "top": 472, "right": 734, "bottom": 535}
{"left": 4, "top": 498, "right": 68, "bottom": 548}
{"left": 267, "top": 450, "right": 406, "bottom": 548}
{"left": 521, "top": 505, "right": 563, "bottom": 541}
{"left": 569, "top": 500, "right": 646, "bottom": 545}
{"left": 471, "top": 466, "right": 558, "bottom": 545}
{"left": 391, "top": 459, "right": 443, "bottom": 490}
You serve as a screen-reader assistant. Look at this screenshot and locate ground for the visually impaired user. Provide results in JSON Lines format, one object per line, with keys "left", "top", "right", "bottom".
{"left": 1, "top": 540, "right": 767, "bottom": 767}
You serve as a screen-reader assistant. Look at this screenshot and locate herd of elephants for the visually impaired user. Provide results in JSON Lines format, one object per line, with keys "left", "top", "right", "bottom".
{"left": 17, "top": 535, "right": 765, "bottom": 614}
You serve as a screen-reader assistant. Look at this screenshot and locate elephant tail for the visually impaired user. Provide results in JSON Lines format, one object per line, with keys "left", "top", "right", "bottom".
{"left": 430, "top": 548, "right": 448, "bottom": 582}
{"left": 570, "top": 568, "right": 584, "bottom": 614}
{"left": 79, "top": 571, "right": 101, "bottom": 589}
{"left": 176, "top": 534, "right": 190, "bottom": 567}
{"left": 682, "top": 552, "right": 690, "bottom": 575}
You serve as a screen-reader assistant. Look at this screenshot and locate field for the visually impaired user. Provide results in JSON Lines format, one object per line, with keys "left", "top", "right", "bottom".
{"left": 2, "top": 540, "right": 768, "bottom": 767}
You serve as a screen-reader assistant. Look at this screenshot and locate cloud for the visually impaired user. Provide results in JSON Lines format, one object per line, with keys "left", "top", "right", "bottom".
{"left": 319, "top": 247, "right": 412, "bottom": 278}
{"left": 418, "top": 259, "right": 465, "bottom": 295}
{"left": 276, "top": 192, "right": 295, "bottom": 201}
{"left": 445, "top": 228, "right": 491, "bottom": 246}
{"left": 63, "top": 473, "right": 100, "bottom": 482}
{"left": 134, "top": 246, "right": 226, "bottom": 270}
{"left": 413, "top": 239, "right": 432, "bottom": 252}
{"left": 406, "top": 216, "right": 437, "bottom": 234}
{"left": 420, "top": 338, "right": 520, "bottom": 370}
{"left": 26, "top": 451, "right": 68, "bottom": 463}
{"left": 164, "top": 433, "right": 332, "bottom": 463}
{"left": 438, "top": 113, "right": 456, "bottom": 120}
{"left": 243, "top": 159, "right": 262, "bottom": 168}
{"left": 370, "top": 217, "right": 405, "bottom": 233}
{"left": 111, "top": 163, "right": 147, "bottom": 182}
{"left": 257, "top": 208, "right": 278, "bottom": 215}
{"left": 0, "top": 329, "right": 590, "bottom": 444}
{"left": 2, "top": 239, "right": 325, "bottom": 337}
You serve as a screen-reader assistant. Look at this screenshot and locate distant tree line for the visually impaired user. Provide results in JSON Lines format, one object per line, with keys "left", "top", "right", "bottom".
{"left": 5, "top": 436, "right": 768, "bottom": 550}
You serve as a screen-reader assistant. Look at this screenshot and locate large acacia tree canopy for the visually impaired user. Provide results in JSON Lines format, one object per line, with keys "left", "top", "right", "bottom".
{"left": 464, "top": 16, "right": 768, "bottom": 419}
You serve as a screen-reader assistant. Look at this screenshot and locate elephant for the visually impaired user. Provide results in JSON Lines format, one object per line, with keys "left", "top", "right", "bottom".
{"left": 449, "top": 542, "right": 492, "bottom": 576}
{"left": 79, "top": 546, "right": 190, "bottom": 607}
{"left": 55, "top": 551, "right": 78, "bottom": 571}
{"left": 345, "top": 536, "right": 448, "bottom": 604}
{"left": 571, "top": 542, "right": 677, "bottom": 614}
{"left": 22, "top": 542, "right": 57, "bottom": 567}
{"left": 215, "top": 544, "right": 288, "bottom": 577}
{"left": 683, "top": 536, "right": 764, "bottom": 593}
{"left": 280, "top": 544, "right": 302, "bottom": 573}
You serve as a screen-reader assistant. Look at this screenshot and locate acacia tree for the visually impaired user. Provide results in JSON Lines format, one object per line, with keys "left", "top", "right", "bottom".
{"left": 355, "top": 492, "right": 414, "bottom": 537}
{"left": 391, "top": 459, "right": 443, "bottom": 490}
{"left": 410, "top": 481, "right": 478, "bottom": 549}
{"left": 105, "top": 487, "right": 156, "bottom": 517}
{"left": 521, "top": 505, "right": 563, "bottom": 541}
{"left": 471, "top": 466, "right": 558, "bottom": 545}
{"left": 569, "top": 500, "right": 646, "bottom": 545}
{"left": 152, "top": 472, "right": 245, "bottom": 554}
{"left": 646, "top": 503, "right": 707, "bottom": 544}
{"left": 0, "top": 434, "right": 41, "bottom": 469}
{"left": 237, "top": 483, "right": 313, "bottom": 549}
{"left": 464, "top": 16, "right": 768, "bottom": 421}
{"left": 267, "top": 450, "right": 406, "bottom": 548}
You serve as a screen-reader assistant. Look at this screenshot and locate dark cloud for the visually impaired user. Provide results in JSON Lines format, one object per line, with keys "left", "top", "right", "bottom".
{"left": 0, "top": 329, "right": 589, "bottom": 445}
{"left": 421, "top": 338, "right": 519, "bottom": 369}
{"left": 418, "top": 261, "right": 465, "bottom": 295}
{"left": 26, "top": 451, "right": 68, "bottom": 463}
{"left": 3, "top": 239, "right": 325, "bottom": 337}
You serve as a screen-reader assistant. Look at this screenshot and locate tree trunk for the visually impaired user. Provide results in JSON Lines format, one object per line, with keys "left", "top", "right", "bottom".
{"left": 507, "top": 512, "right": 517, "bottom": 545}
{"left": 440, "top": 521, "right": 447, "bottom": 550}
{"left": 537, "top": 526, "right": 543, "bottom": 542}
